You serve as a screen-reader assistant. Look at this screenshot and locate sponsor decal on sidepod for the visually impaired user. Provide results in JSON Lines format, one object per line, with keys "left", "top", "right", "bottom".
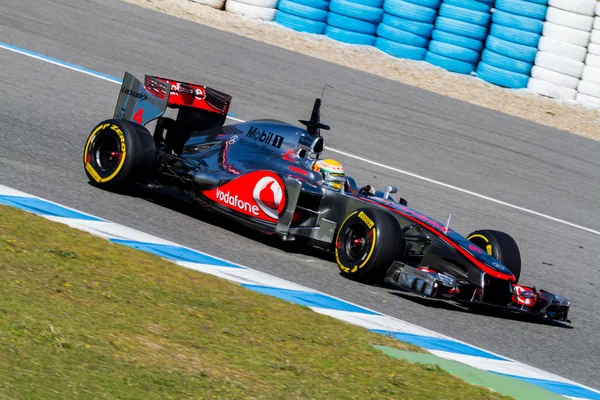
{"left": 202, "top": 171, "right": 285, "bottom": 221}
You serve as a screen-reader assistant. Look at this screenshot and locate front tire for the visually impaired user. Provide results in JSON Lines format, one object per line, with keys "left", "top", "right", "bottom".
{"left": 467, "top": 229, "right": 522, "bottom": 282}
{"left": 83, "top": 119, "right": 156, "bottom": 189}
{"left": 335, "top": 208, "right": 403, "bottom": 282}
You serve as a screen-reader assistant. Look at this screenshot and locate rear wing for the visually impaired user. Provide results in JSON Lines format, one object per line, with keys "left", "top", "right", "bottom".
{"left": 113, "top": 71, "right": 232, "bottom": 126}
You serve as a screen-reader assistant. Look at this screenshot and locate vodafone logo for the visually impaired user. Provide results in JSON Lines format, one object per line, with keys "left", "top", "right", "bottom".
{"left": 215, "top": 188, "right": 259, "bottom": 216}
{"left": 253, "top": 177, "right": 283, "bottom": 219}
{"left": 168, "top": 82, "right": 205, "bottom": 100}
{"left": 203, "top": 171, "right": 285, "bottom": 222}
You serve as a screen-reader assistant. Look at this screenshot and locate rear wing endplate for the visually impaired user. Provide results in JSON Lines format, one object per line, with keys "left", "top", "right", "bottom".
{"left": 113, "top": 71, "right": 170, "bottom": 126}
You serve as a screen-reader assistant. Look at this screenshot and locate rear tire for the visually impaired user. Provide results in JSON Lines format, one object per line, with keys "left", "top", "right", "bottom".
{"left": 467, "top": 229, "right": 522, "bottom": 282}
{"left": 335, "top": 208, "right": 403, "bottom": 282}
{"left": 83, "top": 119, "right": 156, "bottom": 190}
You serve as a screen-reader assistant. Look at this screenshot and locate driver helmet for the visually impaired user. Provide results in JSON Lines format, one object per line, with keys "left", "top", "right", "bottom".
{"left": 312, "top": 159, "right": 345, "bottom": 190}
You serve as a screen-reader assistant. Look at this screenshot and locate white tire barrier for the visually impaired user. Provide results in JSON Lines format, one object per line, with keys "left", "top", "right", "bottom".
{"left": 225, "top": 0, "right": 277, "bottom": 20}
{"left": 577, "top": 80, "right": 600, "bottom": 97}
{"left": 585, "top": 52, "right": 600, "bottom": 67}
{"left": 573, "top": 0, "right": 600, "bottom": 110}
{"left": 589, "top": 42, "right": 600, "bottom": 56}
{"left": 581, "top": 65, "right": 600, "bottom": 85}
{"left": 235, "top": 0, "right": 278, "bottom": 7}
{"left": 576, "top": 93, "right": 600, "bottom": 108}
{"left": 537, "top": 37, "right": 587, "bottom": 63}
{"left": 528, "top": 77, "right": 577, "bottom": 100}
{"left": 531, "top": 65, "right": 580, "bottom": 89}
{"left": 530, "top": 1, "right": 594, "bottom": 100}
{"left": 535, "top": 51, "right": 584, "bottom": 78}
{"left": 547, "top": 0, "right": 597, "bottom": 17}
{"left": 541, "top": 22, "right": 590, "bottom": 47}
{"left": 545, "top": 7, "right": 594, "bottom": 32}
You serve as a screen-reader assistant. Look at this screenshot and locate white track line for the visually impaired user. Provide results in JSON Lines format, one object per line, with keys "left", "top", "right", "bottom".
{"left": 2, "top": 42, "right": 599, "bottom": 237}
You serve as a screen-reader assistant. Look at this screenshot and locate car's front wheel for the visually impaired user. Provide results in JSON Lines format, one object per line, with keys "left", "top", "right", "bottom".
{"left": 83, "top": 119, "right": 156, "bottom": 190}
{"left": 335, "top": 208, "right": 404, "bottom": 282}
{"left": 467, "top": 229, "right": 522, "bottom": 282}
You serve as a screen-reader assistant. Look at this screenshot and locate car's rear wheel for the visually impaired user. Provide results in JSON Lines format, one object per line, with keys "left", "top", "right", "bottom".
{"left": 335, "top": 208, "right": 404, "bottom": 282}
{"left": 83, "top": 119, "right": 156, "bottom": 190}
{"left": 467, "top": 229, "right": 522, "bottom": 282}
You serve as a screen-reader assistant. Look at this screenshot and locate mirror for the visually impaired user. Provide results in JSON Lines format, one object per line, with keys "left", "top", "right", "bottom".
{"left": 384, "top": 186, "right": 398, "bottom": 199}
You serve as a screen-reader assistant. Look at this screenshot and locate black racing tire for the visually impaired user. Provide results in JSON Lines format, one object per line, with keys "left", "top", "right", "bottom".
{"left": 83, "top": 119, "right": 156, "bottom": 189}
{"left": 335, "top": 208, "right": 403, "bottom": 282}
{"left": 467, "top": 229, "right": 522, "bottom": 282}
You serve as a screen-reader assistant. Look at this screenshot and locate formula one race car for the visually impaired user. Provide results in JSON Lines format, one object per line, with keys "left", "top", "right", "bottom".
{"left": 83, "top": 72, "right": 570, "bottom": 322}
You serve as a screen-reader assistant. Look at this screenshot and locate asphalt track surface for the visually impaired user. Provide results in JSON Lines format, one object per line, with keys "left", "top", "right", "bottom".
{"left": 1, "top": 0, "right": 599, "bottom": 389}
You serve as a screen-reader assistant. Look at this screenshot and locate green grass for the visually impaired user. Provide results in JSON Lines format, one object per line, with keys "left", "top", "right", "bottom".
{"left": 0, "top": 205, "right": 511, "bottom": 399}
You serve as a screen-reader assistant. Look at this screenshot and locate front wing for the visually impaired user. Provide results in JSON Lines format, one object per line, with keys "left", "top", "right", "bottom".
{"left": 385, "top": 262, "right": 571, "bottom": 323}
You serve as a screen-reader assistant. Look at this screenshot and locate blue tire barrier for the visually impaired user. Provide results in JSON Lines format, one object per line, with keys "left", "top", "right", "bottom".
{"left": 325, "top": 26, "right": 376, "bottom": 45}
{"left": 442, "top": 0, "right": 491, "bottom": 12}
{"left": 476, "top": 62, "right": 530, "bottom": 88}
{"left": 431, "top": 29, "right": 483, "bottom": 51}
{"left": 287, "top": 0, "right": 329, "bottom": 10}
{"left": 274, "top": 11, "right": 327, "bottom": 33}
{"left": 485, "top": 35, "right": 537, "bottom": 63}
{"left": 375, "top": 37, "right": 427, "bottom": 59}
{"left": 347, "top": 0, "right": 383, "bottom": 8}
{"left": 278, "top": 0, "right": 328, "bottom": 21}
{"left": 428, "top": 40, "right": 480, "bottom": 63}
{"left": 425, "top": 51, "right": 475, "bottom": 73}
{"left": 481, "top": 49, "right": 533, "bottom": 75}
{"left": 495, "top": 0, "right": 547, "bottom": 20}
{"left": 376, "top": 23, "right": 430, "bottom": 47}
{"left": 491, "top": 10, "right": 544, "bottom": 34}
{"left": 383, "top": 0, "right": 438, "bottom": 23}
{"left": 329, "top": 0, "right": 384, "bottom": 23}
{"left": 434, "top": 16, "right": 488, "bottom": 40}
{"left": 327, "top": 12, "right": 378, "bottom": 34}
{"left": 438, "top": 4, "right": 491, "bottom": 26}
{"left": 381, "top": 13, "right": 434, "bottom": 37}
{"left": 402, "top": 0, "right": 441, "bottom": 8}
{"left": 489, "top": 24, "right": 541, "bottom": 48}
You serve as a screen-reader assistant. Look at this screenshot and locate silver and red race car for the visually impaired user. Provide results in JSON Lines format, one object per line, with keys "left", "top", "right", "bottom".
{"left": 83, "top": 72, "right": 570, "bottom": 323}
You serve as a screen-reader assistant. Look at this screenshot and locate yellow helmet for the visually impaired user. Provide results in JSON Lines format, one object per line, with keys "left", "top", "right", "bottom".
{"left": 313, "top": 159, "right": 345, "bottom": 190}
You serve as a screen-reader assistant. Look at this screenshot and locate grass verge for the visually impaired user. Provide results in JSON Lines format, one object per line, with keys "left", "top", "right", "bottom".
{"left": 0, "top": 205, "right": 510, "bottom": 399}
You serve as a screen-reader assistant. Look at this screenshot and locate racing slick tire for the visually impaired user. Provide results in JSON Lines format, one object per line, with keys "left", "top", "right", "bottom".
{"left": 335, "top": 208, "right": 404, "bottom": 282}
{"left": 467, "top": 229, "right": 522, "bottom": 282}
{"left": 83, "top": 119, "right": 156, "bottom": 190}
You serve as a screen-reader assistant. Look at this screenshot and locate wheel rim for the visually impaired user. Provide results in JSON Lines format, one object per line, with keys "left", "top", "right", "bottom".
{"left": 93, "top": 133, "right": 121, "bottom": 173}
{"left": 344, "top": 224, "right": 369, "bottom": 261}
